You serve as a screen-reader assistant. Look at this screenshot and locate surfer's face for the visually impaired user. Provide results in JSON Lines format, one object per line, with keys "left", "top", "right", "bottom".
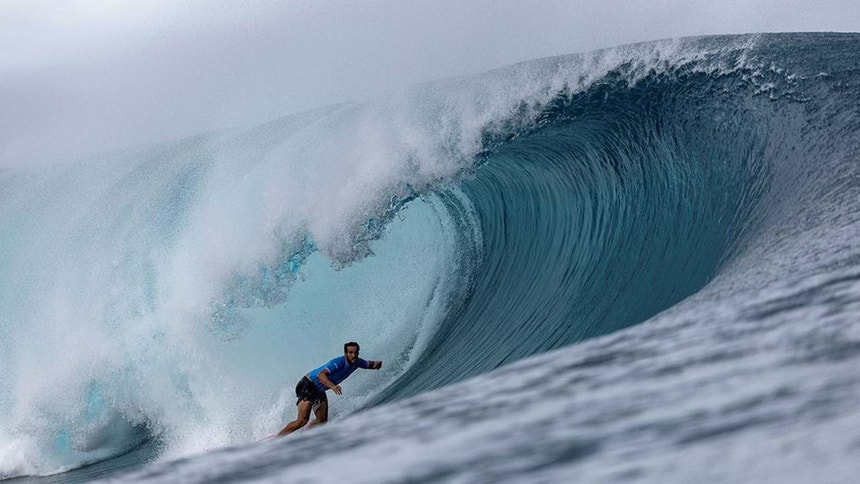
{"left": 345, "top": 346, "right": 359, "bottom": 364}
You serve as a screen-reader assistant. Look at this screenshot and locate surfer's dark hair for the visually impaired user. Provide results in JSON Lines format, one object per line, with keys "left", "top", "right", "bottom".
{"left": 344, "top": 341, "right": 360, "bottom": 352}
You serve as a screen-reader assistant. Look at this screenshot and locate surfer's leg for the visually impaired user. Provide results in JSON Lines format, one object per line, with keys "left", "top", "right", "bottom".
{"left": 276, "top": 400, "right": 313, "bottom": 437}
{"left": 308, "top": 399, "right": 328, "bottom": 428}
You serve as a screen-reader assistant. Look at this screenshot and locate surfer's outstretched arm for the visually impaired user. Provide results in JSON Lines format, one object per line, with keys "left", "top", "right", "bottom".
{"left": 317, "top": 369, "right": 342, "bottom": 395}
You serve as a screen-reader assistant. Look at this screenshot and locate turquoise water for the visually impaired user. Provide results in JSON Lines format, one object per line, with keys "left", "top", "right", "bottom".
{"left": 1, "top": 33, "right": 859, "bottom": 482}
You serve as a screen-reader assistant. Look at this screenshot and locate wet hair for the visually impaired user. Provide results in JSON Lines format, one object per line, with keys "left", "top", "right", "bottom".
{"left": 344, "top": 341, "right": 360, "bottom": 352}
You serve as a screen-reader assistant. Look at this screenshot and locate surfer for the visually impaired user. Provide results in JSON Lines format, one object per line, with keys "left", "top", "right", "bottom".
{"left": 275, "top": 342, "right": 383, "bottom": 437}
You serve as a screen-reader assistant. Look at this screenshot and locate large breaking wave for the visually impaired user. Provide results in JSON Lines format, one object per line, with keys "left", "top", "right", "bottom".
{"left": 1, "top": 32, "right": 858, "bottom": 479}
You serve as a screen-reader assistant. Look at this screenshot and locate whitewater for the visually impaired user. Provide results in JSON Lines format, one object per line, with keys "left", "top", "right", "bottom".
{"left": 1, "top": 32, "right": 859, "bottom": 482}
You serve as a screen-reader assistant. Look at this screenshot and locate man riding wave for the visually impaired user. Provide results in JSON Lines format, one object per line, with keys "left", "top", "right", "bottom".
{"left": 276, "top": 342, "right": 382, "bottom": 437}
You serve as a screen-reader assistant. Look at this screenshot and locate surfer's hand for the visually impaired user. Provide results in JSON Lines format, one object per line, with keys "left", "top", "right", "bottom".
{"left": 374, "top": 361, "right": 383, "bottom": 370}
{"left": 332, "top": 385, "right": 342, "bottom": 395}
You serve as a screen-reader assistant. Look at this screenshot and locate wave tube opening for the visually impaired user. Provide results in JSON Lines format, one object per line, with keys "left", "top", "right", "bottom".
{"left": 376, "top": 69, "right": 777, "bottom": 401}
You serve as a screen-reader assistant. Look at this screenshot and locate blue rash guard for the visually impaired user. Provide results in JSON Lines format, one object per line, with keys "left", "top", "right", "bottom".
{"left": 307, "top": 356, "right": 369, "bottom": 392}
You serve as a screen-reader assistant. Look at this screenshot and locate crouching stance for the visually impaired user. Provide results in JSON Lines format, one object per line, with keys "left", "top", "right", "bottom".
{"left": 276, "top": 342, "right": 382, "bottom": 437}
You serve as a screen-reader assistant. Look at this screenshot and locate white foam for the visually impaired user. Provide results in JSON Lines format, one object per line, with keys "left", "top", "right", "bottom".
{"left": 0, "top": 36, "right": 770, "bottom": 476}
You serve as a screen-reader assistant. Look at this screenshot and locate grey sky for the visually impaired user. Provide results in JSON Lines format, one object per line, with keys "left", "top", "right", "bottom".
{"left": 1, "top": 0, "right": 859, "bottom": 168}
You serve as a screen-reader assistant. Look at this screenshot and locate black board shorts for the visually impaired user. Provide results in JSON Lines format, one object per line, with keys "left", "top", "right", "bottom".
{"left": 295, "top": 376, "right": 327, "bottom": 406}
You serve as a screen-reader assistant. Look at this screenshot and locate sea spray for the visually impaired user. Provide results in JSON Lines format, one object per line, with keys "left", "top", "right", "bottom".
{"left": 2, "top": 33, "right": 858, "bottom": 479}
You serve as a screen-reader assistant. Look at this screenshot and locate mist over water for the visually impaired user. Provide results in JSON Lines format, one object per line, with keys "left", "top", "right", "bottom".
{"left": 1, "top": 31, "right": 860, "bottom": 482}
{"left": 0, "top": 112, "right": 473, "bottom": 475}
{"left": 4, "top": 1, "right": 859, "bottom": 171}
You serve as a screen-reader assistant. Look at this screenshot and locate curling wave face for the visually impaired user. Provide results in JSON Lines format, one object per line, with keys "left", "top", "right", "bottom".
{"left": 376, "top": 66, "right": 776, "bottom": 400}
{"left": 1, "top": 32, "right": 859, "bottom": 479}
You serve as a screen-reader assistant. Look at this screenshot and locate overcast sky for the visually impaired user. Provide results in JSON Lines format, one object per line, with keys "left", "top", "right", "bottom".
{"left": 1, "top": 0, "right": 859, "bottom": 168}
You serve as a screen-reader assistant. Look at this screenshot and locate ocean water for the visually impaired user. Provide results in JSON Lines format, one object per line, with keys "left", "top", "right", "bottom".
{"left": 1, "top": 32, "right": 859, "bottom": 483}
